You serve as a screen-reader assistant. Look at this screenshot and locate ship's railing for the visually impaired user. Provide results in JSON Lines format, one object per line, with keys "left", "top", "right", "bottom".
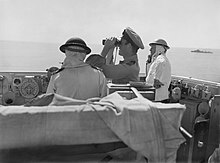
{"left": 139, "top": 73, "right": 220, "bottom": 95}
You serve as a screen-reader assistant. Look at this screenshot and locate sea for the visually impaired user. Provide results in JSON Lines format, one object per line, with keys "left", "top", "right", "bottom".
{"left": 0, "top": 40, "right": 220, "bottom": 83}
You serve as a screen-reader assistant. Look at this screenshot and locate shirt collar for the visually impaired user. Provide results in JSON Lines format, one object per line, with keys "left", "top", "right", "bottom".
{"left": 122, "top": 55, "right": 138, "bottom": 63}
{"left": 62, "top": 58, "right": 89, "bottom": 69}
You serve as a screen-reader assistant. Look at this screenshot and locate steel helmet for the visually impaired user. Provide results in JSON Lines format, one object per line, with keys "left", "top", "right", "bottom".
{"left": 149, "top": 39, "right": 170, "bottom": 49}
{"left": 60, "top": 37, "right": 91, "bottom": 54}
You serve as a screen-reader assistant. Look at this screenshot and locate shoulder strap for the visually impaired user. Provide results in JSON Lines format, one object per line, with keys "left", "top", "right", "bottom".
{"left": 52, "top": 67, "right": 65, "bottom": 75}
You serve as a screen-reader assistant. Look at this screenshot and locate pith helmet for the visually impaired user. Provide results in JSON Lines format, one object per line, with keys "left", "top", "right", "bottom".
{"left": 59, "top": 37, "right": 91, "bottom": 54}
{"left": 149, "top": 39, "right": 170, "bottom": 49}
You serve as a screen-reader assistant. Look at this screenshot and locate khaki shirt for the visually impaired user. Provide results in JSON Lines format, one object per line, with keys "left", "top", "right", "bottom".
{"left": 46, "top": 63, "right": 107, "bottom": 100}
{"left": 101, "top": 55, "right": 140, "bottom": 84}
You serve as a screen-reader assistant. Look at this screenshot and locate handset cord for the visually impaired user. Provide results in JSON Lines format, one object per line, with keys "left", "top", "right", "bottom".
{"left": 113, "top": 47, "right": 119, "bottom": 64}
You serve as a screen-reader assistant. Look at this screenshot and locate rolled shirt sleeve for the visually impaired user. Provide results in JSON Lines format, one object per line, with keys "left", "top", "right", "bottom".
{"left": 145, "top": 61, "right": 157, "bottom": 85}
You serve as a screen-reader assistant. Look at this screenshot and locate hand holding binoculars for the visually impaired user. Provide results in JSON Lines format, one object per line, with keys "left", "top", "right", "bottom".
{"left": 102, "top": 37, "right": 121, "bottom": 46}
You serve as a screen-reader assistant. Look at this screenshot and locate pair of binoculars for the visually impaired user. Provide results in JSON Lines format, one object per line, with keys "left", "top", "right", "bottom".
{"left": 102, "top": 38, "right": 121, "bottom": 46}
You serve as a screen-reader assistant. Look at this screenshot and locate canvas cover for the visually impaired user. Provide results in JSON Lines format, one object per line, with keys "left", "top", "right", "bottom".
{"left": 0, "top": 92, "right": 185, "bottom": 162}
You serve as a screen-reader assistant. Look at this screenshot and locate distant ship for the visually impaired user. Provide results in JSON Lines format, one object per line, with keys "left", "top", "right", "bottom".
{"left": 191, "top": 49, "right": 213, "bottom": 53}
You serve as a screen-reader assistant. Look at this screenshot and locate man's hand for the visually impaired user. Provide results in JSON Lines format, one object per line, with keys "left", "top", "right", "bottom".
{"left": 101, "top": 37, "right": 117, "bottom": 58}
{"left": 153, "top": 79, "right": 164, "bottom": 89}
{"left": 104, "top": 37, "right": 117, "bottom": 49}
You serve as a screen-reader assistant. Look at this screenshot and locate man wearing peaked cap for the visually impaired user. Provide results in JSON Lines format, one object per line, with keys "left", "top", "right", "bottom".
{"left": 98, "top": 27, "right": 144, "bottom": 84}
{"left": 122, "top": 27, "right": 145, "bottom": 49}
{"left": 46, "top": 37, "right": 107, "bottom": 100}
{"left": 145, "top": 38, "right": 171, "bottom": 102}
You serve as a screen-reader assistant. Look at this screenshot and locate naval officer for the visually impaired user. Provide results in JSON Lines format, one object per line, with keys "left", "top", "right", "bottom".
{"left": 99, "top": 27, "right": 145, "bottom": 84}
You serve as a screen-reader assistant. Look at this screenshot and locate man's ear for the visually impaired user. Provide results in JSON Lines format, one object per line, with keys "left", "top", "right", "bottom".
{"left": 128, "top": 43, "right": 133, "bottom": 51}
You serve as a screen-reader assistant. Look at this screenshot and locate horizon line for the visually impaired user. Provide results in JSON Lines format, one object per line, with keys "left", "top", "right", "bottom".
{"left": 0, "top": 39, "right": 219, "bottom": 50}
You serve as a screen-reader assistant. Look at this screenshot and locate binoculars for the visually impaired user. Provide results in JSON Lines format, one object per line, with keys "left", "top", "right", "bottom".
{"left": 102, "top": 38, "right": 121, "bottom": 46}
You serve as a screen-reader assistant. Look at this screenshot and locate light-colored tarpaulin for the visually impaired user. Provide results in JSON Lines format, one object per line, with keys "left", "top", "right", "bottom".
{"left": 0, "top": 92, "right": 185, "bottom": 162}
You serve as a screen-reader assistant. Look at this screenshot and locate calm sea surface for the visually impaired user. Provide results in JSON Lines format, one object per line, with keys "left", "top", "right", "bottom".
{"left": 1, "top": 41, "right": 220, "bottom": 83}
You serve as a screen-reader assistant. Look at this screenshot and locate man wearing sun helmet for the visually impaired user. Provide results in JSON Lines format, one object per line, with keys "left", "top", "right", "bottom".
{"left": 145, "top": 39, "right": 171, "bottom": 102}
{"left": 46, "top": 37, "right": 107, "bottom": 100}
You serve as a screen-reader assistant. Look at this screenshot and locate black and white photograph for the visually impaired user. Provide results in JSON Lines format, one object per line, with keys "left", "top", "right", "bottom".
{"left": 0, "top": 0, "right": 220, "bottom": 162}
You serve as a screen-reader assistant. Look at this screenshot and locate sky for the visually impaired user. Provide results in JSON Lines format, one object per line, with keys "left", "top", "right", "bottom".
{"left": 1, "top": 0, "right": 220, "bottom": 49}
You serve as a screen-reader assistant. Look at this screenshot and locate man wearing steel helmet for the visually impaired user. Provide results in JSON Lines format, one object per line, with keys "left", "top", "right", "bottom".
{"left": 99, "top": 27, "right": 144, "bottom": 84}
{"left": 46, "top": 37, "right": 107, "bottom": 100}
{"left": 145, "top": 39, "right": 171, "bottom": 103}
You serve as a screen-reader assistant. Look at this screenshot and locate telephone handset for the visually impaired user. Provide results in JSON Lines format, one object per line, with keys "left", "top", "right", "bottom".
{"left": 146, "top": 52, "right": 162, "bottom": 64}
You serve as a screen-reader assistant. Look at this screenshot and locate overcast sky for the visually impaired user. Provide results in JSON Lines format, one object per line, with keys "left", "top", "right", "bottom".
{"left": 1, "top": 0, "right": 220, "bottom": 49}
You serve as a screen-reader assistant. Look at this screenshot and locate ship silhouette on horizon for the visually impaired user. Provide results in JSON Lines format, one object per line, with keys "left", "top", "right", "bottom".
{"left": 191, "top": 49, "right": 213, "bottom": 54}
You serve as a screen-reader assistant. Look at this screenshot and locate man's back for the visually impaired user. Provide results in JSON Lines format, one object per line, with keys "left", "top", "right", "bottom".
{"left": 47, "top": 64, "right": 107, "bottom": 100}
